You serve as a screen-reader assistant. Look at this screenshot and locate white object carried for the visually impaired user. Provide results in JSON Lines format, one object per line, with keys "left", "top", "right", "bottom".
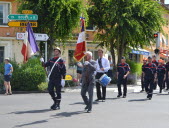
{"left": 47, "top": 57, "right": 61, "bottom": 81}
{"left": 84, "top": 61, "right": 89, "bottom": 65}
{"left": 61, "top": 79, "right": 65, "bottom": 87}
{"left": 40, "top": 57, "right": 44, "bottom": 62}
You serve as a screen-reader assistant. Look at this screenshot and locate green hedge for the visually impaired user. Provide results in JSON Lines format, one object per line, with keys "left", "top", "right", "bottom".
{"left": 0, "top": 58, "right": 46, "bottom": 91}
{"left": 126, "top": 60, "right": 142, "bottom": 76}
{"left": 111, "top": 60, "right": 142, "bottom": 84}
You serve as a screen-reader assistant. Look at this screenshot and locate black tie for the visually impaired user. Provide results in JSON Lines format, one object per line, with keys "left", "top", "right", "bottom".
{"left": 98, "top": 58, "right": 103, "bottom": 69}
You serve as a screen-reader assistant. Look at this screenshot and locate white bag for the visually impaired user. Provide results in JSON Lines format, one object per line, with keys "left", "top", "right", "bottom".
{"left": 61, "top": 79, "right": 65, "bottom": 87}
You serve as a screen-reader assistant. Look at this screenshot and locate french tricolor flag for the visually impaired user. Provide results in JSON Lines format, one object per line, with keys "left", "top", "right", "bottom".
{"left": 73, "top": 17, "right": 86, "bottom": 62}
{"left": 21, "top": 22, "right": 39, "bottom": 62}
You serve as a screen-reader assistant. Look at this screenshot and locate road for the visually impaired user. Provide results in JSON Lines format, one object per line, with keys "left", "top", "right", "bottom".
{"left": 0, "top": 85, "right": 169, "bottom": 128}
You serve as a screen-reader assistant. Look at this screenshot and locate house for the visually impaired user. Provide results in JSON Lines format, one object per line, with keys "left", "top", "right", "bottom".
{"left": 0, "top": 0, "right": 107, "bottom": 77}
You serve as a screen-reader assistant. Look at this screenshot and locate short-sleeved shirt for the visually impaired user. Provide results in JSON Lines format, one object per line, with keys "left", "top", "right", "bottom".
{"left": 4, "top": 63, "right": 12, "bottom": 75}
{"left": 165, "top": 62, "right": 169, "bottom": 72}
{"left": 117, "top": 63, "right": 130, "bottom": 77}
{"left": 152, "top": 60, "right": 158, "bottom": 66}
{"left": 76, "top": 62, "right": 83, "bottom": 71}
{"left": 157, "top": 65, "right": 166, "bottom": 77}
{"left": 142, "top": 64, "right": 146, "bottom": 72}
{"left": 144, "top": 63, "right": 156, "bottom": 79}
{"left": 109, "top": 61, "right": 113, "bottom": 70}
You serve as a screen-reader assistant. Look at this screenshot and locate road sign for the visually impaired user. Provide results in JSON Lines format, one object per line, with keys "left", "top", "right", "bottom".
{"left": 132, "top": 50, "right": 149, "bottom": 56}
{"left": 8, "top": 22, "right": 37, "bottom": 27}
{"left": 8, "top": 14, "right": 38, "bottom": 20}
{"left": 16, "top": 33, "right": 49, "bottom": 41}
{"left": 22, "top": 10, "right": 33, "bottom": 14}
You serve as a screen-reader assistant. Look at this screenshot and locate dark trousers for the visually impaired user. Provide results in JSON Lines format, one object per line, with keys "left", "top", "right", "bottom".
{"left": 144, "top": 78, "right": 154, "bottom": 98}
{"left": 117, "top": 77, "right": 127, "bottom": 96}
{"left": 166, "top": 74, "right": 169, "bottom": 89}
{"left": 96, "top": 73, "right": 106, "bottom": 100}
{"left": 81, "top": 81, "right": 94, "bottom": 111}
{"left": 107, "top": 70, "right": 113, "bottom": 78}
{"left": 153, "top": 81, "right": 157, "bottom": 90}
{"left": 48, "top": 79, "right": 62, "bottom": 100}
{"left": 158, "top": 76, "right": 164, "bottom": 92}
{"left": 141, "top": 74, "right": 145, "bottom": 90}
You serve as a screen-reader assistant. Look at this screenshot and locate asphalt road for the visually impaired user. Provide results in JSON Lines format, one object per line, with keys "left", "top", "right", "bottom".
{"left": 0, "top": 86, "right": 169, "bottom": 128}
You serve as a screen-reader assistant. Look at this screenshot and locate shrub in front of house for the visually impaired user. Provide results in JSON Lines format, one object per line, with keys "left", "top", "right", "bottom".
{"left": 0, "top": 58, "right": 46, "bottom": 91}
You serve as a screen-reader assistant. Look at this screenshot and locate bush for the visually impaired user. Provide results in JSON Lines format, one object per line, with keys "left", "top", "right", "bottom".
{"left": 126, "top": 60, "right": 142, "bottom": 76}
{"left": 65, "top": 80, "right": 77, "bottom": 87}
{"left": 38, "top": 82, "right": 48, "bottom": 91}
{"left": 0, "top": 58, "right": 46, "bottom": 91}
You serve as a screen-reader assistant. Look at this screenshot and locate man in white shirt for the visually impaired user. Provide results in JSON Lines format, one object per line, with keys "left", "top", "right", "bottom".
{"left": 95, "top": 49, "right": 110, "bottom": 102}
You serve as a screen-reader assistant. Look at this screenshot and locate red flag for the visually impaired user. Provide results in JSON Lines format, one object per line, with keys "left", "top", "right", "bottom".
{"left": 73, "top": 18, "right": 86, "bottom": 62}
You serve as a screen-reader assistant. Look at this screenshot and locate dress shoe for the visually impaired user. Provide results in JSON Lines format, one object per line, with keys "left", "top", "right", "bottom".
{"left": 122, "top": 95, "right": 126, "bottom": 98}
{"left": 102, "top": 98, "right": 106, "bottom": 102}
{"left": 140, "top": 90, "right": 144, "bottom": 92}
{"left": 117, "top": 94, "right": 122, "bottom": 98}
{"left": 87, "top": 110, "right": 92, "bottom": 113}
{"left": 95, "top": 99, "right": 101, "bottom": 101}
{"left": 85, "top": 105, "right": 88, "bottom": 110}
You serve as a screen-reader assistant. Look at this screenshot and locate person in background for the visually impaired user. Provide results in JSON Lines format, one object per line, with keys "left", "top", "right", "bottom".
{"left": 157, "top": 59, "right": 166, "bottom": 93}
{"left": 117, "top": 57, "right": 130, "bottom": 98}
{"left": 165, "top": 57, "right": 169, "bottom": 90}
{"left": 161, "top": 59, "right": 166, "bottom": 89}
{"left": 144, "top": 56, "right": 157, "bottom": 100}
{"left": 95, "top": 49, "right": 110, "bottom": 102}
{"left": 81, "top": 51, "right": 97, "bottom": 113}
{"left": 107, "top": 56, "right": 113, "bottom": 80}
{"left": 76, "top": 61, "right": 83, "bottom": 86}
{"left": 140, "top": 58, "right": 147, "bottom": 92}
{"left": 152, "top": 55, "right": 158, "bottom": 90}
{"left": 4, "top": 58, "right": 13, "bottom": 95}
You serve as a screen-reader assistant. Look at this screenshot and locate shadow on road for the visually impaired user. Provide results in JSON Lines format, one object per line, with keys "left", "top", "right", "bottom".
{"left": 156, "top": 93, "right": 169, "bottom": 96}
{"left": 14, "top": 120, "right": 48, "bottom": 128}
{"left": 51, "top": 111, "right": 85, "bottom": 118}
{"left": 128, "top": 92, "right": 143, "bottom": 94}
{"left": 14, "top": 110, "right": 85, "bottom": 127}
{"left": 9, "top": 109, "right": 51, "bottom": 114}
{"left": 106, "top": 97, "right": 120, "bottom": 100}
{"left": 69, "top": 101, "right": 98, "bottom": 105}
{"left": 128, "top": 99, "right": 148, "bottom": 102}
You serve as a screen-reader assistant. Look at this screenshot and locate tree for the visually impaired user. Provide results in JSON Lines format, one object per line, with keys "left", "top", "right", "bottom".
{"left": 88, "top": 0, "right": 165, "bottom": 65}
{"left": 16, "top": 0, "right": 85, "bottom": 58}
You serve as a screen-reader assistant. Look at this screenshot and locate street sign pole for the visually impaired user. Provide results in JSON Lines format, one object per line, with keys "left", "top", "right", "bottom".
{"left": 45, "top": 42, "right": 48, "bottom": 62}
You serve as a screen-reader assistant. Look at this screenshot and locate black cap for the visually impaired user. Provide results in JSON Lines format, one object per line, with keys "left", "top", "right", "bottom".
{"left": 148, "top": 56, "right": 152, "bottom": 59}
{"left": 121, "top": 56, "right": 126, "bottom": 59}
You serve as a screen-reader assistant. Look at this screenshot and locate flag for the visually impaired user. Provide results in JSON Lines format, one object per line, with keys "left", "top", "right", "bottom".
{"left": 73, "top": 17, "right": 87, "bottom": 62}
{"left": 21, "top": 22, "right": 39, "bottom": 62}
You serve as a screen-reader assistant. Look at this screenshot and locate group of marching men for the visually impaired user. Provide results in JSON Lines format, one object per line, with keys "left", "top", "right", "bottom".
{"left": 40, "top": 47, "right": 167, "bottom": 113}
{"left": 141, "top": 55, "right": 169, "bottom": 98}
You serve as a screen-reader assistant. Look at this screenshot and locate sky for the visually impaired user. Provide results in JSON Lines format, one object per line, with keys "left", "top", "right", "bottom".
{"left": 166, "top": 0, "right": 169, "bottom": 4}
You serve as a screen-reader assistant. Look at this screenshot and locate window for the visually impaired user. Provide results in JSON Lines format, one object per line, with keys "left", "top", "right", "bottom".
{"left": 86, "top": 21, "right": 96, "bottom": 31}
{"left": 0, "top": 2, "right": 10, "bottom": 26}
{"left": 0, "top": 46, "right": 4, "bottom": 63}
{"left": 92, "top": 50, "right": 99, "bottom": 60}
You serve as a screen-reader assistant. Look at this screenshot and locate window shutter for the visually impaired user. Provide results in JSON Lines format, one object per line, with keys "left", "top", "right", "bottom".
{"left": 3, "top": 3, "right": 9, "bottom": 24}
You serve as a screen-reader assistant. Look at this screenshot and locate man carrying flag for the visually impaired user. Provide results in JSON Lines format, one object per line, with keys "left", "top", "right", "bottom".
{"left": 73, "top": 17, "right": 86, "bottom": 62}
{"left": 21, "top": 22, "right": 39, "bottom": 62}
